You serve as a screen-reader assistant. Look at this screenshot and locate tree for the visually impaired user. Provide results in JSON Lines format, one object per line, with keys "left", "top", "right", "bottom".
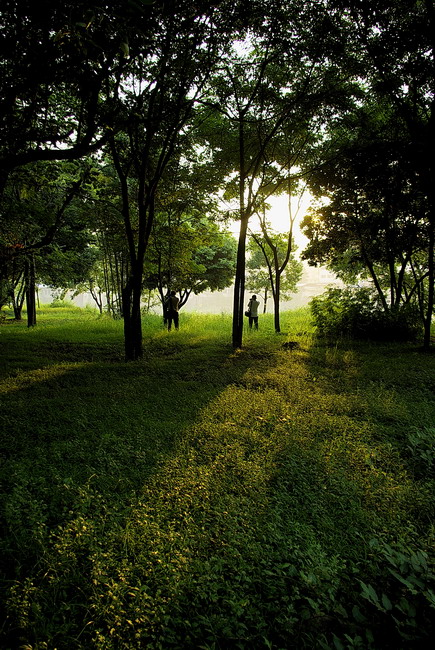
{"left": 0, "top": 160, "right": 92, "bottom": 325}
{"left": 0, "top": 0, "right": 159, "bottom": 193}
{"left": 201, "top": 0, "right": 359, "bottom": 347}
{"left": 245, "top": 246, "right": 271, "bottom": 313}
{"left": 144, "top": 152, "right": 235, "bottom": 314}
{"left": 106, "top": 1, "right": 244, "bottom": 360}
{"left": 247, "top": 231, "right": 302, "bottom": 318}
{"left": 301, "top": 98, "right": 430, "bottom": 335}
{"left": 205, "top": 46, "right": 297, "bottom": 347}
{"left": 73, "top": 160, "right": 131, "bottom": 317}
{"left": 327, "top": 0, "right": 435, "bottom": 347}
{"left": 250, "top": 176, "right": 308, "bottom": 331}
{"left": 146, "top": 217, "right": 236, "bottom": 312}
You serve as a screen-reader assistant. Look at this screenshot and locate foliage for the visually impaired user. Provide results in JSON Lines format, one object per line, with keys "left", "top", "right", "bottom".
{"left": 145, "top": 200, "right": 237, "bottom": 308}
{"left": 406, "top": 427, "right": 435, "bottom": 481}
{"left": 1, "top": 306, "right": 434, "bottom": 648}
{"left": 0, "top": 0, "right": 159, "bottom": 187}
{"left": 301, "top": 99, "right": 430, "bottom": 316}
{"left": 302, "top": 0, "right": 435, "bottom": 349}
{"left": 4, "top": 0, "right": 432, "bottom": 353}
{"left": 246, "top": 233, "right": 302, "bottom": 312}
{"left": 354, "top": 537, "right": 435, "bottom": 649}
{"left": 69, "top": 161, "right": 133, "bottom": 317}
{"left": 310, "top": 287, "right": 422, "bottom": 342}
{"left": 0, "top": 160, "right": 98, "bottom": 323}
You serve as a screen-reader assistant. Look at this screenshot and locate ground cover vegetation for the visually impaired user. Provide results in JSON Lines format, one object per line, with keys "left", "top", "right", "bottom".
{"left": 1, "top": 306, "right": 434, "bottom": 649}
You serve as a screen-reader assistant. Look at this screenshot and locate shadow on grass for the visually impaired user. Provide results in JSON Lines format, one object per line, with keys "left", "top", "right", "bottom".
{"left": 2, "top": 325, "right": 435, "bottom": 649}
{"left": 0, "top": 327, "right": 275, "bottom": 594}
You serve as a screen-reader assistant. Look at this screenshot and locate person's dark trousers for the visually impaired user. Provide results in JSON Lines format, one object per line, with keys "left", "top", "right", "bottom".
{"left": 249, "top": 316, "right": 258, "bottom": 330}
{"left": 168, "top": 311, "right": 179, "bottom": 330}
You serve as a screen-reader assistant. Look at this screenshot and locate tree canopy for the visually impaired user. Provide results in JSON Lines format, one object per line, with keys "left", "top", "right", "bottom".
{"left": 0, "top": 0, "right": 433, "bottom": 349}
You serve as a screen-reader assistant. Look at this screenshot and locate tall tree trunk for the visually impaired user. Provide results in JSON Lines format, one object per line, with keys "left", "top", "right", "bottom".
{"left": 423, "top": 212, "right": 434, "bottom": 350}
{"left": 273, "top": 271, "right": 281, "bottom": 333}
{"left": 122, "top": 194, "right": 154, "bottom": 360}
{"left": 232, "top": 216, "right": 248, "bottom": 348}
{"left": 423, "top": 1, "right": 435, "bottom": 349}
{"left": 122, "top": 268, "right": 143, "bottom": 361}
{"left": 362, "top": 251, "right": 389, "bottom": 312}
{"left": 232, "top": 119, "right": 248, "bottom": 349}
{"left": 25, "top": 254, "right": 36, "bottom": 327}
{"left": 11, "top": 268, "right": 25, "bottom": 319}
{"left": 12, "top": 292, "right": 24, "bottom": 320}
{"left": 13, "top": 301, "right": 22, "bottom": 320}
{"left": 12, "top": 283, "right": 25, "bottom": 320}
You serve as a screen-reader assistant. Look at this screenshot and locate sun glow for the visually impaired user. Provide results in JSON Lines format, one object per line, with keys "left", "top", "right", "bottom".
{"left": 228, "top": 192, "right": 312, "bottom": 253}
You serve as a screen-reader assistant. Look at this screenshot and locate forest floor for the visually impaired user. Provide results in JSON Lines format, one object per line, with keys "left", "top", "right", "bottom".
{"left": 1, "top": 305, "right": 435, "bottom": 649}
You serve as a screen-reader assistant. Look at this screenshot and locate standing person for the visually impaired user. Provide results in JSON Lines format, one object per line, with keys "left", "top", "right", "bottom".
{"left": 247, "top": 294, "right": 260, "bottom": 330}
{"left": 167, "top": 290, "right": 180, "bottom": 331}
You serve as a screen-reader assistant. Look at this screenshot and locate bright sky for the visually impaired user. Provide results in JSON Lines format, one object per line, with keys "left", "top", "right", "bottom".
{"left": 228, "top": 192, "right": 311, "bottom": 255}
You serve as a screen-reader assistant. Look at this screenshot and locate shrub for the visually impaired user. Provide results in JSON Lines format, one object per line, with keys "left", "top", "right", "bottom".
{"left": 49, "top": 298, "right": 74, "bottom": 308}
{"left": 310, "top": 287, "right": 421, "bottom": 342}
{"left": 406, "top": 427, "right": 435, "bottom": 479}
{"left": 353, "top": 537, "right": 435, "bottom": 648}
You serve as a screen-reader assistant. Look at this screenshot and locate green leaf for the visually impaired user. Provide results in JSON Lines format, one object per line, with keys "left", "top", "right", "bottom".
{"left": 333, "top": 634, "right": 345, "bottom": 650}
{"left": 381, "top": 593, "right": 393, "bottom": 611}
{"left": 352, "top": 605, "right": 367, "bottom": 623}
{"left": 359, "top": 581, "right": 380, "bottom": 607}
{"left": 387, "top": 569, "right": 418, "bottom": 594}
{"left": 424, "top": 589, "right": 435, "bottom": 608}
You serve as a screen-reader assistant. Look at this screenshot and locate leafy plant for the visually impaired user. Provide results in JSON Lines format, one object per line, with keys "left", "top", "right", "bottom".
{"left": 1, "top": 306, "right": 434, "bottom": 648}
{"left": 310, "top": 287, "right": 421, "bottom": 341}
{"left": 406, "top": 427, "right": 435, "bottom": 479}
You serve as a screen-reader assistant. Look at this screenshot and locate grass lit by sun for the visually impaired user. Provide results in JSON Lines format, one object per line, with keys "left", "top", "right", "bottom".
{"left": 1, "top": 304, "right": 434, "bottom": 649}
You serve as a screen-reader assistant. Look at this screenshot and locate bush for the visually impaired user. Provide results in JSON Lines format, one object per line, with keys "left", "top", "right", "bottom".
{"left": 49, "top": 298, "right": 74, "bottom": 308}
{"left": 353, "top": 537, "right": 435, "bottom": 649}
{"left": 310, "top": 287, "right": 421, "bottom": 342}
{"left": 406, "top": 427, "right": 435, "bottom": 479}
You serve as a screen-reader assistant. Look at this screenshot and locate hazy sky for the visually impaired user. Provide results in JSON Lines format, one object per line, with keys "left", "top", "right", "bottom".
{"left": 228, "top": 192, "right": 311, "bottom": 253}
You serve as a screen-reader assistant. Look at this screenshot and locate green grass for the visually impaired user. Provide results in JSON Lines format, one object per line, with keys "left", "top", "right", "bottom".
{"left": 1, "top": 305, "right": 435, "bottom": 649}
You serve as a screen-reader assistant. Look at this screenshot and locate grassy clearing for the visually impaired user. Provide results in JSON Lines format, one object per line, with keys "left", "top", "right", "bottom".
{"left": 1, "top": 305, "right": 434, "bottom": 649}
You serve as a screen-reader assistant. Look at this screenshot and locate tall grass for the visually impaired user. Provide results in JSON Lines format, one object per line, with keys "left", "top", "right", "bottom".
{"left": 1, "top": 305, "right": 434, "bottom": 649}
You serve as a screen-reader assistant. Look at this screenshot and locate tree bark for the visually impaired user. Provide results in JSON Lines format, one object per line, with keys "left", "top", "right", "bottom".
{"left": 11, "top": 273, "right": 26, "bottom": 320}
{"left": 423, "top": 213, "right": 434, "bottom": 350}
{"left": 122, "top": 267, "right": 143, "bottom": 360}
{"left": 232, "top": 116, "right": 247, "bottom": 348}
{"left": 232, "top": 215, "right": 248, "bottom": 348}
{"left": 273, "top": 268, "right": 281, "bottom": 333}
{"left": 25, "top": 255, "right": 36, "bottom": 327}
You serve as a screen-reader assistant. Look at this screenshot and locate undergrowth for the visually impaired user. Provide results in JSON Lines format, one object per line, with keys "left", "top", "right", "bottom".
{"left": 0, "top": 305, "right": 434, "bottom": 649}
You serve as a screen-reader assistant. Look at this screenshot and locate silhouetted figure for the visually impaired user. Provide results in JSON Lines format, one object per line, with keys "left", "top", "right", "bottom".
{"left": 247, "top": 294, "right": 260, "bottom": 330}
{"left": 167, "top": 290, "right": 179, "bottom": 331}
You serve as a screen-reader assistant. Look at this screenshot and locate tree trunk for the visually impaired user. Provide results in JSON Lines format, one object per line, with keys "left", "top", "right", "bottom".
{"left": 232, "top": 215, "right": 249, "bottom": 348}
{"left": 273, "top": 272, "right": 281, "bottom": 333}
{"left": 122, "top": 194, "right": 153, "bottom": 360}
{"left": 12, "top": 289, "right": 24, "bottom": 320}
{"left": 11, "top": 269, "right": 26, "bottom": 319}
{"left": 13, "top": 300, "right": 22, "bottom": 320}
{"left": 25, "top": 255, "right": 36, "bottom": 327}
{"left": 232, "top": 115, "right": 251, "bottom": 349}
{"left": 423, "top": 212, "right": 434, "bottom": 350}
{"left": 122, "top": 271, "right": 143, "bottom": 361}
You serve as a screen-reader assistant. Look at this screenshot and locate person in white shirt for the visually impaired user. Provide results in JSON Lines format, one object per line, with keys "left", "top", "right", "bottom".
{"left": 247, "top": 294, "right": 260, "bottom": 330}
